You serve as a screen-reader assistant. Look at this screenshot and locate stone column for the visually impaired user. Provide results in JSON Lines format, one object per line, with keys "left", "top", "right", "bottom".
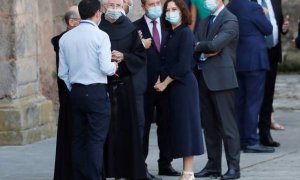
{"left": 0, "top": 0, "right": 56, "bottom": 145}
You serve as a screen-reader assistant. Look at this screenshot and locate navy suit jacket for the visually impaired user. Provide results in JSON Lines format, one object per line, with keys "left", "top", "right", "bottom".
{"left": 133, "top": 16, "right": 168, "bottom": 93}
{"left": 227, "top": 0, "right": 273, "bottom": 72}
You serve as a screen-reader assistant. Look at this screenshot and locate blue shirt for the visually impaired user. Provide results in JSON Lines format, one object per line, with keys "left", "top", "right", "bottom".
{"left": 58, "top": 20, "right": 117, "bottom": 91}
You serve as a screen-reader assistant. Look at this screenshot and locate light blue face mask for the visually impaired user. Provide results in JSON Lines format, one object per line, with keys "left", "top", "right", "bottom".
{"left": 105, "top": 8, "right": 122, "bottom": 21}
{"left": 146, "top": 5, "right": 162, "bottom": 20}
{"left": 165, "top": 11, "right": 181, "bottom": 25}
{"left": 204, "top": 0, "right": 218, "bottom": 12}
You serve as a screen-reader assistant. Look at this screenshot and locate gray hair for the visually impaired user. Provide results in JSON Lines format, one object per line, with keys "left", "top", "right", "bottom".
{"left": 64, "top": 11, "right": 79, "bottom": 25}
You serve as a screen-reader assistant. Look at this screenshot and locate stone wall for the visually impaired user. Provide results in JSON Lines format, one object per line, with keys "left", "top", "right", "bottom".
{"left": 280, "top": 0, "right": 300, "bottom": 72}
{"left": 0, "top": 0, "right": 56, "bottom": 145}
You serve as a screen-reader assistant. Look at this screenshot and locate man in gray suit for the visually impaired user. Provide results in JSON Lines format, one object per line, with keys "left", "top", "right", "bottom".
{"left": 194, "top": 0, "right": 240, "bottom": 179}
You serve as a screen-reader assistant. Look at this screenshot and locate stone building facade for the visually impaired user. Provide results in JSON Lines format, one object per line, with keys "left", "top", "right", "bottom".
{"left": 0, "top": 0, "right": 298, "bottom": 145}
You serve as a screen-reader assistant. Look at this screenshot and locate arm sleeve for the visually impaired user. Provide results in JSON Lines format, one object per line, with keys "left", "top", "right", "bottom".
{"left": 194, "top": 19, "right": 239, "bottom": 53}
{"left": 58, "top": 41, "right": 72, "bottom": 91}
{"left": 99, "top": 33, "right": 116, "bottom": 76}
{"left": 251, "top": 4, "right": 273, "bottom": 35}
{"left": 122, "top": 30, "right": 147, "bottom": 75}
{"left": 166, "top": 30, "right": 195, "bottom": 80}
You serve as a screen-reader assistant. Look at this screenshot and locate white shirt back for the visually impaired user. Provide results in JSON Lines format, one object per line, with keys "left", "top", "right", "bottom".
{"left": 58, "top": 20, "right": 116, "bottom": 90}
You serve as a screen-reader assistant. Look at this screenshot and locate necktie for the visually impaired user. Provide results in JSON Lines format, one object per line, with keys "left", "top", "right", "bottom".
{"left": 206, "top": 15, "right": 216, "bottom": 36}
{"left": 261, "top": 0, "right": 274, "bottom": 48}
{"left": 152, "top": 20, "right": 161, "bottom": 52}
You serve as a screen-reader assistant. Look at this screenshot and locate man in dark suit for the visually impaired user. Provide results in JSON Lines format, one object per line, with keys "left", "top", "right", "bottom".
{"left": 227, "top": 0, "right": 275, "bottom": 153}
{"left": 253, "top": 0, "right": 289, "bottom": 147}
{"left": 194, "top": 0, "right": 240, "bottom": 179}
{"left": 133, "top": 0, "right": 180, "bottom": 177}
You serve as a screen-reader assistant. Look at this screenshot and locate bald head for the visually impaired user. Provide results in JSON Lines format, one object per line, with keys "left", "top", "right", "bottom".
{"left": 65, "top": 5, "right": 81, "bottom": 30}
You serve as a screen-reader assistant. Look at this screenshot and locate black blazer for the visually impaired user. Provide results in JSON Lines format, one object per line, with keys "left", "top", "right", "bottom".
{"left": 133, "top": 16, "right": 168, "bottom": 93}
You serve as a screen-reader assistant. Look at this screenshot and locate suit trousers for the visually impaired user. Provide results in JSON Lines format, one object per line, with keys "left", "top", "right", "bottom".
{"left": 197, "top": 70, "right": 240, "bottom": 170}
{"left": 70, "top": 84, "right": 110, "bottom": 180}
{"left": 259, "top": 44, "right": 280, "bottom": 137}
{"left": 236, "top": 71, "right": 266, "bottom": 146}
{"left": 143, "top": 91, "right": 172, "bottom": 167}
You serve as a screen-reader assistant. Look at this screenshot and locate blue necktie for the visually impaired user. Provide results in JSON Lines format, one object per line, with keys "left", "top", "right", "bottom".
{"left": 206, "top": 15, "right": 216, "bottom": 36}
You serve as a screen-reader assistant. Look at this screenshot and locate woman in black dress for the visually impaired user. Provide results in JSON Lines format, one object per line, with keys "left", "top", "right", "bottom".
{"left": 154, "top": 0, "right": 204, "bottom": 179}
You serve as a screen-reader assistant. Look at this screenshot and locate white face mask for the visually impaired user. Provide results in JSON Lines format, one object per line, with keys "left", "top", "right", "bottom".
{"left": 204, "top": 0, "right": 218, "bottom": 12}
{"left": 105, "top": 8, "right": 122, "bottom": 22}
{"left": 165, "top": 11, "right": 181, "bottom": 25}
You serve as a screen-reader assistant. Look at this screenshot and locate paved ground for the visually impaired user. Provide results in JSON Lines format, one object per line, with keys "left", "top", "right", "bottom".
{"left": 1, "top": 74, "right": 300, "bottom": 180}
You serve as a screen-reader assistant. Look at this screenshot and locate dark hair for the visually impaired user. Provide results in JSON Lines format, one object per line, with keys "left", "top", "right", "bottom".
{"left": 78, "top": 0, "right": 101, "bottom": 20}
{"left": 161, "top": 0, "right": 191, "bottom": 30}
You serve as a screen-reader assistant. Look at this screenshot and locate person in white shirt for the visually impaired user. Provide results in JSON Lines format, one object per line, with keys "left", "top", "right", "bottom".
{"left": 58, "top": 0, "right": 117, "bottom": 180}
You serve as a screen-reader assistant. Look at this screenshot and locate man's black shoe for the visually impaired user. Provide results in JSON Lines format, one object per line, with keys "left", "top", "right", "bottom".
{"left": 243, "top": 144, "right": 275, "bottom": 153}
{"left": 158, "top": 165, "right": 180, "bottom": 176}
{"left": 260, "top": 134, "right": 280, "bottom": 147}
{"left": 146, "top": 171, "right": 162, "bottom": 180}
{"left": 221, "top": 168, "right": 240, "bottom": 180}
{"left": 194, "top": 168, "right": 221, "bottom": 178}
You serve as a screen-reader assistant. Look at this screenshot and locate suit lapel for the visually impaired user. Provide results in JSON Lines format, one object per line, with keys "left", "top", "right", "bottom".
{"left": 200, "top": 18, "right": 210, "bottom": 40}
{"left": 207, "top": 8, "right": 226, "bottom": 39}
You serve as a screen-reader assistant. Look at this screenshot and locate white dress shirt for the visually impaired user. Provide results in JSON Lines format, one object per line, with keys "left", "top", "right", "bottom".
{"left": 144, "top": 15, "right": 162, "bottom": 42}
{"left": 257, "top": 0, "right": 279, "bottom": 46}
{"left": 58, "top": 20, "right": 116, "bottom": 91}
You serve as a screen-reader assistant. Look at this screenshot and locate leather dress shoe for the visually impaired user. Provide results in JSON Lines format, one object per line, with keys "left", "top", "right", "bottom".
{"left": 243, "top": 144, "right": 275, "bottom": 153}
{"left": 221, "top": 168, "right": 240, "bottom": 180}
{"left": 146, "top": 171, "right": 162, "bottom": 180}
{"left": 194, "top": 168, "right": 221, "bottom": 178}
{"left": 158, "top": 165, "right": 180, "bottom": 176}
{"left": 260, "top": 134, "right": 280, "bottom": 147}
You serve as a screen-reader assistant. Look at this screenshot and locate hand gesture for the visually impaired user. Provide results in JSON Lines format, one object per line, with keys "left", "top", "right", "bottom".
{"left": 112, "top": 50, "right": 124, "bottom": 63}
{"left": 142, "top": 38, "right": 152, "bottom": 49}
{"left": 154, "top": 82, "right": 167, "bottom": 92}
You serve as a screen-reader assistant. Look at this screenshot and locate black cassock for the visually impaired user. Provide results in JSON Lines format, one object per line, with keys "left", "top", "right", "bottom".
{"left": 51, "top": 32, "right": 73, "bottom": 180}
{"left": 99, "top": 15, "right": 147, "bottom": 179}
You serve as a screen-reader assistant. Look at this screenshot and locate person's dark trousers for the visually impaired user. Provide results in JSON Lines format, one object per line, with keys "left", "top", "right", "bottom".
{"left": 136, "top": 94, "right": 146, "bottom": 142}
{"left": 259, "top": 44, "right": 280, "bottom": 138}
{"left": 196, "top": 70, "right": 240, "bottom": 171}
{"left": 70, "top": 83, "right": 110, "bottom": 180}
{"left": 236, "top": 71, "right": 266, "bottom": 146}
{"left": 54, "top": 78, "right": 73, "bottom": 180}
{"left": 143, "top": 91, "right": 172, "bottom": 167}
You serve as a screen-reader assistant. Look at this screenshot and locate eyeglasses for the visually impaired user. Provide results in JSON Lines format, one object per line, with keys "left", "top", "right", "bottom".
{"left": 70, "top": 18, "right": 81, "bottom": 22}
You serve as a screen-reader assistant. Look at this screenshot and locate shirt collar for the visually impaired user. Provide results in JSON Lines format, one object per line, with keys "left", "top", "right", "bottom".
{"left": 144, "top": 15, "right": 161, "bottom": 25}
{"left": 80, "top": 20, "right": 97, "bottom": 27}
{"left": 212, "top": 4, "right": 225, "bottom": 17}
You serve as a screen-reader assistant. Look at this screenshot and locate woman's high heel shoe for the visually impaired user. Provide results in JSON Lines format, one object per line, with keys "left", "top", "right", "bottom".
{"left": 179, "top": 171, "right": 195, "bottom": 180}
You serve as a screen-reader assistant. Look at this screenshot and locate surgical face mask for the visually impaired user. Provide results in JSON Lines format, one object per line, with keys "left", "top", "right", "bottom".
{"left": 105, "top": 8, "right": 122, "bottom": 21}
{"left": 146, "top": 5, "right": 162, "bottom": 20}
{"left": 165, "top": 11, "right": 181, "bottom": 25}
{"left": 204, "top": 0, "right": 218, "bottom": 12}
